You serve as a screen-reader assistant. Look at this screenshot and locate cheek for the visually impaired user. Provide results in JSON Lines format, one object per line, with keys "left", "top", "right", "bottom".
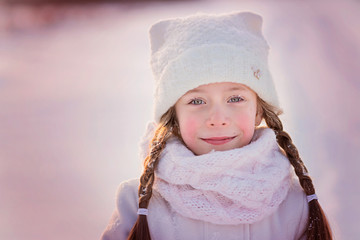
{"left": 234, "top": 112, "right": 256, "bottom": 136}
{"left": 179, "top": 117, "right": 199, "bottom": 143}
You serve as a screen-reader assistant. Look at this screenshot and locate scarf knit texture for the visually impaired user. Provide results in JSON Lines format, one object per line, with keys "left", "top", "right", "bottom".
{"left": 140, "top": 125, "right": 292, "bottom": 225}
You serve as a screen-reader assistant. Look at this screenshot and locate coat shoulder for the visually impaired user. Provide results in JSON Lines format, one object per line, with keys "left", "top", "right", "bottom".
{"left": 283, "top": 176, "right": 309, "bottom": 239}
{"left": 100, "top": 179, "right": 139, "bottom": 240}
{"left": 115, "top": 178, "right": 139, "bottom": 204}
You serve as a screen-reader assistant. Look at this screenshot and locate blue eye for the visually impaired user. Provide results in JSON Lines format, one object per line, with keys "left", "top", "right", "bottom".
{"left": 189, "top": 98, "right": 205, "bottom": 105}
{"left": 228, "top": 96, "right": 244, "bottom": 103}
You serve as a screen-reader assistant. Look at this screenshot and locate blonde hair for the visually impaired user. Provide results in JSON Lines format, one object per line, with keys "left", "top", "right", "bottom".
{"left": 127, "top": 97, "right": 332, "bottom": 240}
{"left": 127, "top": 107, "right": 178, "bottom": 240}
{"left": 258, "top": 96, "right": 332, "bottom": 239}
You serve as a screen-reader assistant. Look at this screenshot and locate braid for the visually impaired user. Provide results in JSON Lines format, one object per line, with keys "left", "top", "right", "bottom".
{"left": 127, "top": 107, "right": 178, "bottom": 240}
{"left": 258, "top": 97, "right": 332, "bottom": 240}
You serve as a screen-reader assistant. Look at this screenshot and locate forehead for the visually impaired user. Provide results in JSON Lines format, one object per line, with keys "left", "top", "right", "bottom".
{"left": 186, "top": 82, "right": 251, "bottom": 94}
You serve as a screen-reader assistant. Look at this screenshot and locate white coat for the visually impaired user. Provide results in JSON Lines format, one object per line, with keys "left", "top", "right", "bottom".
{"left": 101, "top": 176, "right": 308, "bottom": 240}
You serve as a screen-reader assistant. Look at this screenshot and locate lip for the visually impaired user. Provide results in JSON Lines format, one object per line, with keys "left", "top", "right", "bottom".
{"left": 201, "top": 136, "right": 236, "bottom": 145}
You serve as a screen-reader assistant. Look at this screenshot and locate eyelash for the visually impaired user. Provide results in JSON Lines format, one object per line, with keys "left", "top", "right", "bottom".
{"left": 227, "top": 95, "right": 244, "bottom": 103}
{"left": 188, "top": 98, "right": 205, "bottom": 105}
{"left": 188, "top": 96, "right": 244, "bottom": 105}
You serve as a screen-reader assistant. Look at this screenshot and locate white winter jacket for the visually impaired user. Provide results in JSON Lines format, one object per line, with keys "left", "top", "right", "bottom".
{"left": 101, "top": 176, "right": 308, "bottom": 240}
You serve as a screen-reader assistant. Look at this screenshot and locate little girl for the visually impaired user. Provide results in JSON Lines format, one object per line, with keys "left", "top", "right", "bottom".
{"left": 101, "top": 12, "right": 332, "bottom": 240}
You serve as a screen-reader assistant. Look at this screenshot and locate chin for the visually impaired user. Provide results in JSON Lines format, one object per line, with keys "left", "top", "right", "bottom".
{"left": 200, "top": 146, "right": 236, "bottom": 155}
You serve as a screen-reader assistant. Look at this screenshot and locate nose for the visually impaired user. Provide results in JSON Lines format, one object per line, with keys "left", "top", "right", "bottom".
{"left": 206, "top": 107, "right": 230, "bottom": 128}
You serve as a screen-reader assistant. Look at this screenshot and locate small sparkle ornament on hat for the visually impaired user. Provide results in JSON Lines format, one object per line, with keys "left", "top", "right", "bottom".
{"left": 149, "top": 11, "right": 280, "bottom": 122}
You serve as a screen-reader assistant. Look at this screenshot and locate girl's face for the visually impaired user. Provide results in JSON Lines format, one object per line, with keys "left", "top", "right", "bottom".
{"left": 175, "top": 82, "right": 262, "bottom": 155}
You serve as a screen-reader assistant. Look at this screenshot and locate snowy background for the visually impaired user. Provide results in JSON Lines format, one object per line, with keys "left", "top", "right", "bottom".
{"left": 1, "top": 0, "right": 359, "bottom": 239}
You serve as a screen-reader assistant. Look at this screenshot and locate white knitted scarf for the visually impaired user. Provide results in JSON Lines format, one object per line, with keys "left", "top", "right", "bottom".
{"left": 140, "top": 125, "right": 292, "bottom": 225}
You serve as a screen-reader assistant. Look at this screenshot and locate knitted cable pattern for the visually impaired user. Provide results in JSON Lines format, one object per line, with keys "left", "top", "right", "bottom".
{"left": 152, "top": 127, "right": 292, "bottom": 225}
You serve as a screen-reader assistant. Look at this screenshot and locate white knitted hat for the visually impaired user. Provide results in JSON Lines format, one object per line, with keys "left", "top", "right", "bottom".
{"left": 149, "top": 11, "right": 279, "bottom": 122}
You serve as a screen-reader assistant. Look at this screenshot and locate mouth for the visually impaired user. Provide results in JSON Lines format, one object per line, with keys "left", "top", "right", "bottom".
{"left": 201, "top": 136, "right": 236, "bottom": 146}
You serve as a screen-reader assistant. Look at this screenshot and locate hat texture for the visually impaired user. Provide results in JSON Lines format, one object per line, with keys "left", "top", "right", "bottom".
{"left": 149, "top": 12, "right": 279, "bottom": 122}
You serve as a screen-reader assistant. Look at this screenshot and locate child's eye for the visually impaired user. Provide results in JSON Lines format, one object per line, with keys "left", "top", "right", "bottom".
{"left": 228, "top": 96, "right": 244, "bottom": 103}
{"left": 189, "top": 98, "right": 205, "bottom": 105}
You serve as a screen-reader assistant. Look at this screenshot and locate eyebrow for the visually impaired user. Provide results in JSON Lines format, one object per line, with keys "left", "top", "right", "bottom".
{"left": 226, "top": 86, "right": 247, "bottom": 92}
{"left": 187, "top": 86, "right": 247, "bottom": 94}
{"left": 187, "top": 89, "right": 202, "bottom": 94}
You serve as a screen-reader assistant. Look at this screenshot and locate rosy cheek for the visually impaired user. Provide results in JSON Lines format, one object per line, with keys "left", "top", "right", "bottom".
{"left": 235, "top": 114, "right": 255, "bottom": 137}
{"left": 180, "top": 117, "right": 199, "bottom": 145}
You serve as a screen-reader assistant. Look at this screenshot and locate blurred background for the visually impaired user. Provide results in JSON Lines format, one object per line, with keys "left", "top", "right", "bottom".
{"left": 1, "top": 0, "right": 359, "bottom": 239}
